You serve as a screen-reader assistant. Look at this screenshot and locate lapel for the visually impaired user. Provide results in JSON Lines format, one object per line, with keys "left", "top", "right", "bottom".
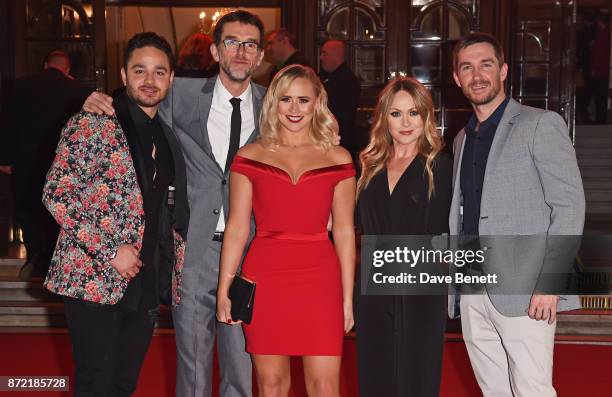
{"left": 450, "top": 130, "right": 466, "bottom": 234}
{"left": 160, "top": 121, "right": 179, "bottom": 176}
{"left": 198, "top": 76, "right": 216, "bottom": 163}
{"left": 246, "top": 83, "right": 263, "bottom": 145}
{"left": 160, "top": 119, "right": 189, "bottom": 238}
{"left": 205, "top": 78, "right": 265, "bottom": 174}
{"left": 199, "top": 76, "right": 263, "bottom": 175}
{"left": 480, "top": 99, "right": 521, "bottom": 203}
{"left": 452, "top": 131, "right": 466, "bottom": 189}
{"left": 114, "top": 93, "right": 150, "bottom": 197}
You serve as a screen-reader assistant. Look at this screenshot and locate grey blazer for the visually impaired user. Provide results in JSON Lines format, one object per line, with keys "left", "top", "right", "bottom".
{"left": 448, "top": 98, "right": 585, "bottom": 318}
{"left": 158, "top": 76, "right": 266, "bottom": 269}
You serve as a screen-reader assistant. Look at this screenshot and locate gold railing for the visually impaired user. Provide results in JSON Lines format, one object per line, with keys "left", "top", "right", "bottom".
{"left": 580, "top": 296, "right": 612, "bottom": 310}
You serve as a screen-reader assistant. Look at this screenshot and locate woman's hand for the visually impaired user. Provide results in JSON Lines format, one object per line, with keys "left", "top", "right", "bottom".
{"left": 343, "top": 300, "right": 355, "bottom": 333}
{"left": 216, "top": 169, "right": 252, "bottom": 326}
{"left": 216, "top": 295, "right": 242, "bottom": 325}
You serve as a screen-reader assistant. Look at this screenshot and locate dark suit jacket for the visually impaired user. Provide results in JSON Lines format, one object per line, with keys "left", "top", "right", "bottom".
{"left": 320, "top": 62, "right": 361, "bottom": 153}
{"left": 0, "top": 67, "right": 91, "bottom": 179}
{"left": 113, "top": 93, "right": 190, "bottom": 306}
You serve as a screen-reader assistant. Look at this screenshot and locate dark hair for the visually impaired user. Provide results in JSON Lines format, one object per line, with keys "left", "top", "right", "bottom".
{"left": 452, "top": 32, "right": 505, "bottom": 71}
{"left": 124, "top": 32, "right": 174, "bottom": 70}
{"left": 213, "top": 10, "right": 265, "bottom": 46}
{"left": 268, "top": 28, "right": 298, "bottom": 48}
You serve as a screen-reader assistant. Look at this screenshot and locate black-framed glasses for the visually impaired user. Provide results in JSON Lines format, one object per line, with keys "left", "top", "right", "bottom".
{"left": 222, "top": 39, "right": 261, "bottom": 54}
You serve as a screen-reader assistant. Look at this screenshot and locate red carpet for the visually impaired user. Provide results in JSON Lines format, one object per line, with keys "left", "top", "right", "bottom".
{"left": 1, "top": 332, "right": 610, "bottom": 396}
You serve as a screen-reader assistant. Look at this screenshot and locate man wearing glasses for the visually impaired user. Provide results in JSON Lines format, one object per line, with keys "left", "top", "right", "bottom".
{"left": 84, "top": 10, "right": 266, "bottom": 397}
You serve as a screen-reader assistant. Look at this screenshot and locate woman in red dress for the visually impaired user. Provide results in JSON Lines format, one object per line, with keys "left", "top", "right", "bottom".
{"left": 216, "top": 64, "right": 356, "bottom": 396}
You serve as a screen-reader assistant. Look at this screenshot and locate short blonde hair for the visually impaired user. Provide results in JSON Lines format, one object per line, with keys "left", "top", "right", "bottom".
{"left": 259, "top": 64, "right": 337, "bottom": 149}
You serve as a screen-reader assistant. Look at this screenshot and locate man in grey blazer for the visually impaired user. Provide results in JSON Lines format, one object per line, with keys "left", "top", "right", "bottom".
{"left": 161, "top": 12, "right": 267, "bottom": 397}
{"left": 449, "top": 33, "right": 585, "bottom": 396}
{"left": 83, "top": 11, "right": 267, "bottom": 397}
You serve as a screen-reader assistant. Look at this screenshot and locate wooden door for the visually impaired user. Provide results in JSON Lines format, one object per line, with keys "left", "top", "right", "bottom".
{"left": 313, "top": 0, "right": 493, "bottom": 150}
{"left": 0, "top": 1, "right": 12, "bottom": 256}
{"left": 397, "top": 1, "right": 481, "bottom": 147}
{"left": 313, "top": 0, "right": 389, "bottom": 106}
{"left": 0, "top": 0, "right": 107, "bottom": 252}
{"left": 311, "top": 0, "right": 392, "bottom": 151}
{"left": 510, "top": 0, "right": 576, "bottom": 139}
{"left": 15, "top": 0, "right": 106, "bottom": 89}
{"left": 309, "top": 0, "right": 578, "bottom": 145}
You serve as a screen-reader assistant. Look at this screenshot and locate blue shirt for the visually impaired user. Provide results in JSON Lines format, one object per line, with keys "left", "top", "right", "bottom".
{"left": 460, "top": 96, "right": 511, "bottom": 235}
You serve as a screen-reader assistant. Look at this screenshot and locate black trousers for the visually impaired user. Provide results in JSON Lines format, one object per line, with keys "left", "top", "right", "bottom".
{"left": 356, "top": 295, "right": 447, "bottom": 397}
{"left": 63, "top": 297, "right": 156, "bottom": 397}
{"left": 13, "top": 173, "right": 58, "bottom": 270}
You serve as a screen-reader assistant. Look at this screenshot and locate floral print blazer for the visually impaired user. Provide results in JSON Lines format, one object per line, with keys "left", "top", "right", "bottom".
{"left": 43, "top": 110, "right": 186, "bottom": 305}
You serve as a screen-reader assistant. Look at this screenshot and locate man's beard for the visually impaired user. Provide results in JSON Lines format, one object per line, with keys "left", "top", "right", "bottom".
{"left": 464, "top": 79, "right": 501, "bottom": 106}
{"left": 127, "top": 84, "right": 164, "bottom": 108}
{"left": 219, "top": 58, "right": 255, "bottom": 83}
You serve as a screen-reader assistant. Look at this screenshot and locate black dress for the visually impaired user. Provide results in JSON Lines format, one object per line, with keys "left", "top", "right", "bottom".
{"left": 355, "top": 153, "right": 452, "bottom": 397}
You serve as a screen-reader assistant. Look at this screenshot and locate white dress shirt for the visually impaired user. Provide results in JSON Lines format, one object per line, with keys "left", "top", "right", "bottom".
{"left": 208, "top": 78, "right": 255, "bottom": 231}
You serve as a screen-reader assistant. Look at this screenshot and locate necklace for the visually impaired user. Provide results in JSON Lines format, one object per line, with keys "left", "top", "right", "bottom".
{"left": 279, "top": 142, "right": 312, "bottom": 149}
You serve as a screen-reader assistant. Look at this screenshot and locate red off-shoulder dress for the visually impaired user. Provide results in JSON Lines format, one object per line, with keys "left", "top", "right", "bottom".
{"left": 230, "top": 155, "right": 355, "bottom": 356}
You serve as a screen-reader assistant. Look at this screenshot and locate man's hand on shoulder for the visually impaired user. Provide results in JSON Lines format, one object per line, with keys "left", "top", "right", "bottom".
{"left": 83, "top": 91, "right": 115, "bottom": 116}
{"left": 528, "top": 294, "right": 559, "bottom": 324}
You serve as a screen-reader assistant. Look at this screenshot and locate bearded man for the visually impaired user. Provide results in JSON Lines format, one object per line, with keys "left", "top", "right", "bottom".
{"left": 448, "top": 32, "right": 584, "bottom": 397}
{"left": 43, "top": 32, "right": 188, "bottom": 396}
{"left": 82, "top": 11, "right": 267, "bottom": 396}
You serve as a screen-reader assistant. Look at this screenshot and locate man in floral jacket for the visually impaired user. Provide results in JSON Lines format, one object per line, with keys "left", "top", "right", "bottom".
{"left": 42, "top": 32, "right": 189, "bottom": 396}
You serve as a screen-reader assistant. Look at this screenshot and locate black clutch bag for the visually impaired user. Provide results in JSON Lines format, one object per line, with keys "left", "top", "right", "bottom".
{"left": 228, "top": 275, "right": 256, "bottom": 324}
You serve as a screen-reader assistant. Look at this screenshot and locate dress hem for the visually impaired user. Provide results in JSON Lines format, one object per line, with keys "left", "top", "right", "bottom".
{"left": 247, "top": 349, "right": 343, "bottom": 357}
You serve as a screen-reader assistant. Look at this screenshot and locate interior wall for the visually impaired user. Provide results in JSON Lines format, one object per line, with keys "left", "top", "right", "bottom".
{"left": 106, "top": 6, "right": 281, "bottom": 92}
{"left": 0, "top": 0, "right": 13, "bottom": 255}
{"left": 576, "top": 5, "right": 612, "bottom": 123}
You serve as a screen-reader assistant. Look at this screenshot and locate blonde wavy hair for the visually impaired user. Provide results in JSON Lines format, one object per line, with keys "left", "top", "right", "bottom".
{"left": 357, "top": 77, "right": 444, "bottom": 198}
{"left": 259, "top": 64, "right": 337, "bottom": 149}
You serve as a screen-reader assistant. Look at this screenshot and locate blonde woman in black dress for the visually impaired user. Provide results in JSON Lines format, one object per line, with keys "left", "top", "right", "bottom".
{"left": 356, "top": 77, "right": 452, "bottom": 396}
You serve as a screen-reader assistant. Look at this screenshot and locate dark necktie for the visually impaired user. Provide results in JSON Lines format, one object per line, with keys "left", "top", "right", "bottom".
{"left": 226, "top": 97, "right": 242, "bottom": 172}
